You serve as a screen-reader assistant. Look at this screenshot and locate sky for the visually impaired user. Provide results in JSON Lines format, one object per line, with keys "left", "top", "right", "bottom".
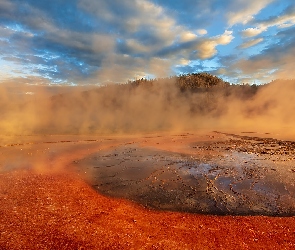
{"left": 0, "top": 0, "right": 295, "bottom": 85}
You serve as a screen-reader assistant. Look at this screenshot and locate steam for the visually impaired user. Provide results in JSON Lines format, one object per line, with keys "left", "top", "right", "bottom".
{"left": 0, "top": 78, "right": 295, "bottom": 138}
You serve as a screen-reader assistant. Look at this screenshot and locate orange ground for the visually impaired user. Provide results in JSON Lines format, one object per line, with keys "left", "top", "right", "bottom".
{"left": 1, "top": 170, "right": 295, "bottom": 249}
{"left": 0, "top": 132, "right": 295, "bottom": 249}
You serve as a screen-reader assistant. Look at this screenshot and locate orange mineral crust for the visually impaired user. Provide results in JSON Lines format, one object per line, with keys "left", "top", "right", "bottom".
{"left": 0, "top": 170, "right": 294, "bottom": 250}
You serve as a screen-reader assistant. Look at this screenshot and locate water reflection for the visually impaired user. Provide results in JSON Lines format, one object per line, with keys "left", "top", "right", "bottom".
{"left": 75, "top": 146, "right": 295, "bottom": 216}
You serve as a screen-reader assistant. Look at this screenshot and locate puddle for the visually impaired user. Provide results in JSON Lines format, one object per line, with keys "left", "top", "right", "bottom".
{"left": 75, "top": 145, "right": 295, "bottom": 216}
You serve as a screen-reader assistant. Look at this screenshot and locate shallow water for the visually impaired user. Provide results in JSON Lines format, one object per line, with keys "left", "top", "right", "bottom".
{"left": 75, "top": 143, "right": 295, "bottom": 216}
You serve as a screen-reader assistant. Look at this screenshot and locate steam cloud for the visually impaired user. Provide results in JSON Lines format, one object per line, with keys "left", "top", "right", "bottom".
{"left": 0, "top": 78, "right": 295, "bottom": 137}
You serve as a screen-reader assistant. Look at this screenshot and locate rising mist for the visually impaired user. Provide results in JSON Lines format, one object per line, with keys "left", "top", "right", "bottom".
{"left": 1, "top": 74, "right": 295, "bottom": 137}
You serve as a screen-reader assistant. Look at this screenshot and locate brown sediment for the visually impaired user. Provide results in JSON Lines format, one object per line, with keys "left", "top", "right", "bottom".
{"left": 0, "top": 131, "right": 295, "bottom": 249}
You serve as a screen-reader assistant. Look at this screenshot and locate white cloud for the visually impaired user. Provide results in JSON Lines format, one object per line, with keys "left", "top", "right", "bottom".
{"left": 6, "top": 0, "right": 289, "bottom": 84}
{"left": 179, "top": 31, "right": 197, "bottom": 42}
{"left": 227, "top": 0, "right": 274, "bottom": 26}
{"left": 196, "top": 30, "right": 234, "bottom": 59}
{"left": 236, "top": 50, "right": 295, "bottom": 80}
{"left": 79, "top": 0, "right": 181, "bottom": 51}
{"left": 262, "top": 11, "right": 295, "bottom": 29}
{"left": 216, "top": 30, "right": 234, "bottom": 45}
{"left": 196, "top": 41, "right": 218, "bottom": 59}
{"left": 241, "top": 9, "right": 295, "bottom": 38}
{"left": 92, "top": 34, "right": 116, "bottom": 53}
{"left": 95, "top": 54, "right": 173, "bottom": 82}
{"left": 197, "top": 29, "right": 207, "bottom": 35}
{"left": 78, "top": 0, "right": 232, "bottom": 74}
{"left": 239, "top": 38, "right": 264, "bottom": 49}
{"left": 241, "top": 27, "right": 266, "bottom": 37}
{"left": 124, "top": 39, "right": 149, "bottom": 53}
{"left": 178, "top": 58, "right": 190, "bottom": 65}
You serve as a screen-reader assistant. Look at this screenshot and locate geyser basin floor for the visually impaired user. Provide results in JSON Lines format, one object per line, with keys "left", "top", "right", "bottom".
{"left": 1, "top": 131, "right": 295, "bottom": 249}
{"left": 75, "top": 132, "right": 295, "bottom": 216}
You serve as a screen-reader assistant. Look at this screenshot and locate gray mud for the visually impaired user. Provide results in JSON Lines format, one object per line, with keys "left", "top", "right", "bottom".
{"left": 75, "top": 133, "right": 295, "bottom": 216}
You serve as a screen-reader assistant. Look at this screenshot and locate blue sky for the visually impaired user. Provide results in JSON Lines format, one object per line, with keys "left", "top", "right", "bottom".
{"left": 0, "top": 0, "right": 294, "bottom": 85}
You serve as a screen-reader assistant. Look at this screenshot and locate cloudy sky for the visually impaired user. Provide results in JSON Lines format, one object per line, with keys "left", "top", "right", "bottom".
{"left": 0, "top": 0, "right": 294, "bottom": 85}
